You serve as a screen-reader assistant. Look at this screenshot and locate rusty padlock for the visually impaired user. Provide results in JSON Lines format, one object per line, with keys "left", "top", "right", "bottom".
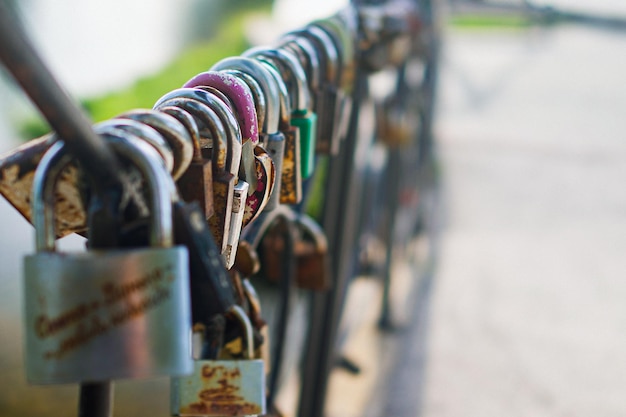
{"left": 158, "top": 105, "right": 215, "bottom": 220}
{"left": 293, "top": 213, "right": 331, "bottom": 291}
{"left": 259, "top": 212, "right": 330, "bottom": 291}
{"left": 171, "top": 305, "right": 266, "bottom": 417}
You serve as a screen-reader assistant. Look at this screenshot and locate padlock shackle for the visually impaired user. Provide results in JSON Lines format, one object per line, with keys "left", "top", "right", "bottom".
{"left": 191, "top": 84, "right": 258, "bottom": 196}
{"left": 158, "top": 105, "right": 203, "bottom": 163}
{"left": 33, "top": 131, "right": 176, "bottom": 250}
{"left": 118, "top": 109, "right": 194, "bottom": 181}
{"left": 155, "top": 89, "right": 241, "bottom": 177}
{"left": 280, "top": 36, "right": 321, "bottom": 94}
{"left": 244, "top": 47, "right": 312, "bottom": 113}
{"left": 221, "top": 69, "right": 267, "bottom": 137}
{"left": 94, "top": 128, "right": 177, "bottom": 248}
{"left": 287, "top": 27, "right": 338, "bottom": 86}
{"left": 95, "top": 118, "right": 175, "bottom": 175}
{"left": 297, "top": 213, "right": 329, "bottom": 252}
{"left": 227, "top": 305, "right": 255, "bottom": 359}
{"left": 258, "top": 62, "right": 292, "bottom": 129}
{"left": 184, "top": 71, "right": 260, "bottom": 147}
{"left": 240, "top": 205, "right": 295, "bottom": 250}
{"left": 211, "top": 57, "right": 281, "bottom": 136}
{"left": 310, "top": 16, "right": 356, "bottom": 92}
{"left": 154, "top": 95, "right": 229, "bottom": 175}
{"left": 186, "top": 89, "right": 242, "bottom": 179}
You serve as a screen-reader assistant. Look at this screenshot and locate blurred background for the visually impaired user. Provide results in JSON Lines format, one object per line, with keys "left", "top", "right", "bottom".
{"left": 0, "top": 0, "right": 625, "bottom": 416}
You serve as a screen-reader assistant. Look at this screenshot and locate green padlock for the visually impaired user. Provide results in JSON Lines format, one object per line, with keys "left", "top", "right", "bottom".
{"left": 279, "top": 47, "right": 318, "bottom": 180}
{"left": 277, "top": 38, "right": 319, "bottom": 177}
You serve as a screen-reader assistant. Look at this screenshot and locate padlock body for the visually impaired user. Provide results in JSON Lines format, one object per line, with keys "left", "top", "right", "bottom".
{"left": 292, "top": 110, "right": 317, "bottom": 179}
{"left": 376, "top": 99, "right": 419, "bottom": 147}
{"left": 242, "top": 146, "right": 275, "bottom": 227}
{"left": 208, "top": 173, "right": 236, "bottom": 253}
{"left": 172, "top": 359, "right": 266, "bottom": 416}
{"left": 23, "top": 247, "right": 192, "bottom": 384}
{"left": 177, "top": 162, "right": 215, "bottom": 220}
{"left": 313, "top": 88, "right": 335, "bottom": 156}
{"left": 225, "top": 180, "right": 249, "bottom": 269}
{"left": 296, "top": 245, "right": 331, "bottom": 291}
{"left": 279, "top": 125, "right": 303, "bottom": 205}
{"left": 264, "top": 132, "right": 286, "bottom": 211}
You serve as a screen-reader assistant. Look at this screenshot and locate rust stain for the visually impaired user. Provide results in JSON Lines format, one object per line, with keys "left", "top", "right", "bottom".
{"left": 0, "top": 134, "right": 90, "bottom": 237}
{"left": 280, "top": 130, "right": 298, "bottom": 204}
{"left": 179, "top": 364, "right": 261, "bottom": 416}
{"left": 181, "top": 401, "right": 262, "bottom": 416}
{"left": 208, "top": 174, "right": 235, "bottom": 250}
{"left": 176, "top": 162, "right": 214, "bottom": 220}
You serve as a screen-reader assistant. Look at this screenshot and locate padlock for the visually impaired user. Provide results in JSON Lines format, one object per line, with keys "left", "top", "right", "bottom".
{"left": 233, "top": 241, "right": 261, "bottom": 279}
{"left": 312, "top": 15, "right": 356, "bottom": 97}
{"left": 376, "top": 94, "right": 420, "bottom": 148}
{"left": 23, "top": 132, "right": 192, "bottom": 384}
{"left": 357, "top": 4, "right": 416, "bottom": 70}
{"left": 293, "top": 213, "right": 331, "bottom": 291}
{"left": 246, "top": 46, "right": 315, "bottom": 188}
{"left": 252, "top": 62, "right": 287, "bottom": 212}
{"left": 183, "top": 71, "right": 260, "bottom": 196}
{"left": 279, "top": 36, "right": 320, "bottom": 101}
{"left": 162, "top": 88, "right": 246, "bottom": 269}
{"left": 310, "top": 17, "right": 356, "bottom": 146}
{"left": 285, "top": 28, "right": 339, "bottom": 155}
{"left": 376, "top": 63, "right": 421, "bottom": 148}
{"left": 258, "top": 216, "right": 290, "bottom": 284}
{"left": 190, "top": 88, "right": 247, "bottom": 269}
{"left": 210, "top": 58, "right": 279, "bottom": 215}
{"left": 171, "top": 305, "right": 266, "bottom": 417}
{"left": 117, "top": 109, "right": 194, "bottom": 181}
{"left": 226, "top": 171, "right": 248, "bottom": 270}
{"left": 241, "top": 206, "right": 294, "bottom": 284}
{"left": 258, "top": 211, "right": 330, "bottom": 291}
{"left": 159, "top": 105, "right": 215, "bottom": 220}
{"left": 154, "top": 94, "right": 234, "bottom": 254}
{"left": 275, "top": 47, "right": 316, "bottom": 183}
{"left": 211, "top": 58, "right": 280, "bottom": 150}
{"left": 243, "top": 48, "right": 304, "bottom": 206}
{"left": 155, "top": 88, "right": 242, "bottom": 186}
{"left": 279, "top": 36, "right": 323, "bottom": 177}
{"left": 155, "top": 99, "right": 222, "bottom": 223}
{"left": 217, "top": 69, "right": 275, "bottom": 227}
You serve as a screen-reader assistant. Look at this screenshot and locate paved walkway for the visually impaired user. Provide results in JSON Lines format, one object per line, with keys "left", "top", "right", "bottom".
{"left": 423, "top": 18, "right": 626, "bottom": 417}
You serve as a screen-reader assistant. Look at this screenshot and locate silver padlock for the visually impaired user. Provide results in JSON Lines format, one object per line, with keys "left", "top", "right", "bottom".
{"left": 171, "top": 305, "right": 266, "bottom": 417}
{"left": 226, "top": 180, "right": 249, "bottom": 269}
{"left": 23, "top": 133, "right": 193, "bottom": 384}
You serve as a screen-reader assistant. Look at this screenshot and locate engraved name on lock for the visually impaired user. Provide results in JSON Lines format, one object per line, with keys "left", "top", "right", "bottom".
{"left": 24, "top": 136, "right": 192, "bottom": 384}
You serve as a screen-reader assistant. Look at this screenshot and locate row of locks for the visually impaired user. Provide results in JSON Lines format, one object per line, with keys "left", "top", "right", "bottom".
{"left": 0, "top": 2, "right": 426, "bottom": 416}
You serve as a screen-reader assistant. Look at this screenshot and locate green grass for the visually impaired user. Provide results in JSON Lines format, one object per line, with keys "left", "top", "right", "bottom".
{"left": 19, "top": 4, "right": 271, "bottom": 139}
{"left": 449, "top": 14, "right": 533, "bottom": 30}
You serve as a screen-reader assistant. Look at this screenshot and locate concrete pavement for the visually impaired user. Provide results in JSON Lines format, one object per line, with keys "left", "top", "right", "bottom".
{"left": 423, "top": 20, "right": 626, "bottom": 417}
